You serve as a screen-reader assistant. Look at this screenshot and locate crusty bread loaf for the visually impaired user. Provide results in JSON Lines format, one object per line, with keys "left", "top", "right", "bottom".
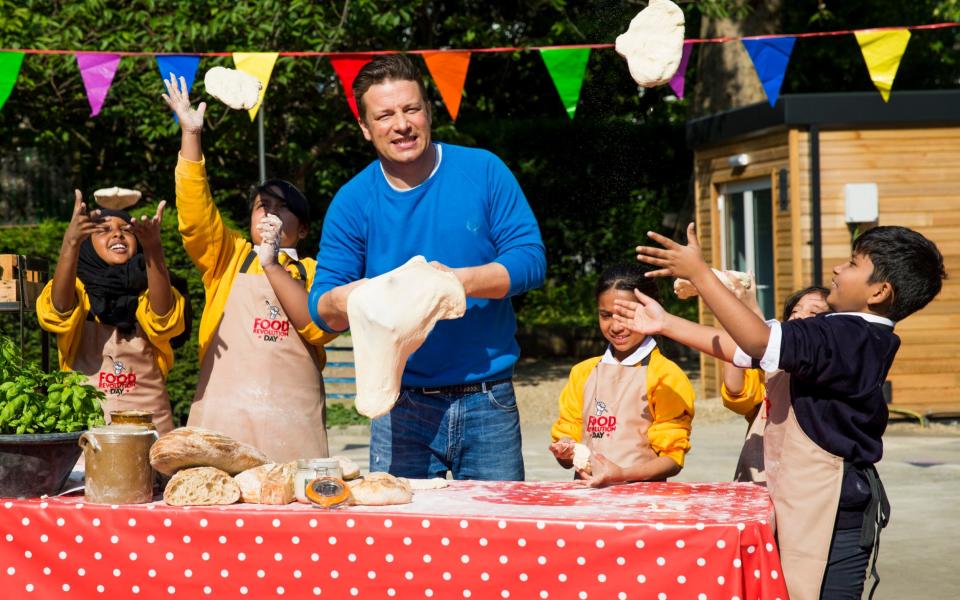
{"left": 349, "top": 472, "right": 413, "bottom": 506}
{"left": 163, "top": 467, "right": 240, "bottom": 506}
{"left": 332, "top": 455, "right": 361, "bottom": 480}
{"left": 234, "top": 463, "right": 276, "bottom": 503}
{"left": 149, "top": 427, "right": 270, "bottom": 476}
{"left": 260, "top": 462, "right": 296, "bottom": 505}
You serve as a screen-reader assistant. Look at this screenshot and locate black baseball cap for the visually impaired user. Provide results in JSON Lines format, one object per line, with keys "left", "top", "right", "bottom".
{"left": 248, "top": 179, "right": 311, "bottom": 226}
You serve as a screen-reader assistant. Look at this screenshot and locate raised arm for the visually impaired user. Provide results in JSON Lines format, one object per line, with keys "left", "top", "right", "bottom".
{"left": 50, "top": 191, "right": 102, "bottom": 313}
{"left": 128, "top": 201, "right": 174, "bottom": 317}
{"left": 635, "top": 223, "right": 771, "bottom": 359}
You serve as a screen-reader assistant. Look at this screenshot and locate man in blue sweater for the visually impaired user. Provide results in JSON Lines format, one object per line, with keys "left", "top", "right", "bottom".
{"left": 309, "top": 55, "right": 546, "bottom": 481}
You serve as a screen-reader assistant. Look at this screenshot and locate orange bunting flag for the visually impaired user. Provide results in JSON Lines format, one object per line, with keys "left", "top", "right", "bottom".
{"left": 854, "top": 29, "right": 911, "bottom": 102}
{"left": 422, "top": 51, "right": 471, "bottom": 121}
{"left": 329, "top": 55, "right": 374, "bottom": 119}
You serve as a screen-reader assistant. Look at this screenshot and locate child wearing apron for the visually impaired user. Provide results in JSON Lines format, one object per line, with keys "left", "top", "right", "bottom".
{"left": 549, "top": 264, "right": 695, "bottom": 486}
{"left": 162, "top": 74, "right": 337, "bottom": 463}
{"left": 37, "top": 192, "right": 186, "bottom": 434}
{"left": 721, "top": 284, "right": 829, "bottom": 484}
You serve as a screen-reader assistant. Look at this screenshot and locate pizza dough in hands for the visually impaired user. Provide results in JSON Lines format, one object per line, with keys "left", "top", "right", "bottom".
{"left": 203, "top": 66, "right": 263, "bottom": 110}
{"left": 674, "top": 269, "right": 752, "bottom": 300}
{"left": 615, "top": 0, "right": 685, "bottom": 87}
{"left": 572, "top": 443, "right": 592, "bottom": 475}
{"left": 347, "top": 256, "right": 467, "bottom": 418}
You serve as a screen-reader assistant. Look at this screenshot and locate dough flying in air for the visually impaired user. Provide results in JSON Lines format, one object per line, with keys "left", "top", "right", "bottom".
{"left": 674, "top": 269, "right": 753, "bottom": 300}
{"left": 615, "top": 0, "right": 686, "bottom": 87}
{"left": 203, "top": 66, "right": 263, "bottom": 110}
{"left": 93, "top": 187, "right": 141, "bottom": 210}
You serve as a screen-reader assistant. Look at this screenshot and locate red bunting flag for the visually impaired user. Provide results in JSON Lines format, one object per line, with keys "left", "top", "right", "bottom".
{"left": 329, "top": 55, "right": 374, "bottom": 119}
{"left": 422, "top": 51, "right": 471, "bottom": 121}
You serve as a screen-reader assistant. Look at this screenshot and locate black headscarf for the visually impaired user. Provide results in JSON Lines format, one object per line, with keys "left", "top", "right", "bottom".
{"left": 76, "top": 209, "right": 148, "bottom": 334}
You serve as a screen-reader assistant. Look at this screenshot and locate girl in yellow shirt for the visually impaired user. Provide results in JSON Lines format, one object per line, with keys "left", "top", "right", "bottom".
{"left": 550, "top": 264, "right": 695, "bottom": 486}
{"left": 37, "top": 191, "right": 186, "bottom": 433}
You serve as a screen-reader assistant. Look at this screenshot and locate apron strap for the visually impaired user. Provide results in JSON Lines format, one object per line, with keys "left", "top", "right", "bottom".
{"left": 239, "top": 250, "right": 258, "bottom": 274}
{"left": 240, "top": 250, "right": 308, "bottom": 281}
{"left": 859, "top": 465, "right": 891, "bottom": 599}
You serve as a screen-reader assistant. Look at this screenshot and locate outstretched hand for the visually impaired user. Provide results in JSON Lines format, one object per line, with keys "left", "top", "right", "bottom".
{"left": 63, "top": 189, "right": 102, "bottom": 249}
{"left": 635, "top": 222, "right": 709, "bottom": 281}
{"left": 579, "top": 452, "right": 623, "bottom": 488}
{"left": 162, "top": 73, "right": 206, "bottom": 134}
{"left": 612, "top": 289, "right": 667, "bottom": 336}
{"left": 128, "top": 201, "right": 167, "bottom": 254}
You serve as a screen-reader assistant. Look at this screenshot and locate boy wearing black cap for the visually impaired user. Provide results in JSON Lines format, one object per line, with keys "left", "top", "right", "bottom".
{"left": 162, "top": 74, "right": 337, "bottom": 462}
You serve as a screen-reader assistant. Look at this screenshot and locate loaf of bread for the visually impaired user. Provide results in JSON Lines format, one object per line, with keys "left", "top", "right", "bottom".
{"left": 349, "top": 472, "right": 413, "bottom": 506}
{"left": 149, "top": 427, "right": 270, "bottom": 476}
{"left": 234, "top": 463, "right": 275, "bottom": 503}
{"left": 260, "top": 462, "right": 296, "bottom": 505}
{"left": 332, "top": 455, "right": 361, "bottom": 480}
{"left": 163, "top": 467, "right": 240, "bottom": 506}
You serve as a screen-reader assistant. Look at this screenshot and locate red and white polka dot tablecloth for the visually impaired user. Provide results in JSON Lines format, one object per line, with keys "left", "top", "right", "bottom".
{"left": 2, "top": 481, "right": 787, "bottom": 599}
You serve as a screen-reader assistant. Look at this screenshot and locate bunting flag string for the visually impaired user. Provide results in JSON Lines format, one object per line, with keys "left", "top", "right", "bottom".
{"left": 0, "top": 52, "right": 24, "bottom": 112}
{"left": 232, "top": 52, "right": 278, "bottom": 120}
{"left": 329, "top": 54, "right": 373, "bottom": 119}
{"left": 540, "top": 48, "right": 591, "bottom": 119}
{"left": 668, "top": 42, "right": 694, "bottom": 99}
{"left": 742, "top": 36, "right": 796, "bottom": 107}
{"left": 76, "top": 53, "right": 121, "bottom": 117}
{"left": 422, "top": 51, "right": 471, "bottom": 121}
{"left": 855, "top": 29, "right": 911, "bottom": 102}
{"left": 0, "top": 20, "right": 956, "bottom": 119}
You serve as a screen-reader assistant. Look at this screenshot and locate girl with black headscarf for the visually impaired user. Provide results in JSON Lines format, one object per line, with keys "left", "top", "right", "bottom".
{"left": 37, "top": 190, "right": 186, "bottom": 433}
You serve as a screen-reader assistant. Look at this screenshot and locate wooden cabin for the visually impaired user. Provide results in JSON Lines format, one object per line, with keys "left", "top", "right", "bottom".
{"left": 687, "top": 90, "right": 960, "bottom": 415}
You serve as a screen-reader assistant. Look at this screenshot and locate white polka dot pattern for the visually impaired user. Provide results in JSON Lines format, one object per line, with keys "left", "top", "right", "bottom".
{"left": 0, "top": 481, "right": 786, "bottom": 598}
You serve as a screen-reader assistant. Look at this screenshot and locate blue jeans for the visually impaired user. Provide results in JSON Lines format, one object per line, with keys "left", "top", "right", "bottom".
{"left": 369, "top": 380, "right": 524, "bottom": 481}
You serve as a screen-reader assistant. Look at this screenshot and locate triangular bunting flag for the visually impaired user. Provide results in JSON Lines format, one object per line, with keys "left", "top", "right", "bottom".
{"left": 232, "top": 52, "right": 279, "bottom": 121}
{"left": 668, "top": 42, "right": 694, "bottom": 99}
{"left": 855, "top": 29, "right": 911, "bottom": 102}
{"left": 540, "top": 48, "right": 590, "bottom": 119}
{"left": 742, "top": 36, "right": 796, "bottom": 107}
{"left": 156, "top": 55, "right": 201, "bottom": 121}
{"left": 76, "top": 53, "right": 121, "bottom": 117}
{"left": 422, "top": 51, "right": 471, "bottom": 121}
{"left": 0, "top": 52, "right": 25, "bottom": 112}
{"left": 329, "top": 54, "right": 373, "bottom": 119}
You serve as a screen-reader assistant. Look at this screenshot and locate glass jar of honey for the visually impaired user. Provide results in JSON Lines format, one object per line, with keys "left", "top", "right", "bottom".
{"left": 302, "top": 458, "right": 350, "bottom": 508}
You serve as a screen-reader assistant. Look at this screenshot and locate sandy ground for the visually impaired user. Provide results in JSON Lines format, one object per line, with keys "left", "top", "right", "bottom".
{"left": 328, "top": 356, "right": 960, "bottom": 600}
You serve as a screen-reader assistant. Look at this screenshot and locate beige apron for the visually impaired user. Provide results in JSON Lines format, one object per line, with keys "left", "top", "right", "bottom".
{"left": 581, "top": 361, "right": 658, "bottom": 471}
{"left": 72, "top": 320, "right": 174, "bottom": 434}
{"left": 764, "top": 371, "right": 844, "bottom": 600}
{"left": 733, "top": 370, "right": 778, "bottom": 485}
{"left": 188, "top": 253, "right": 328, "bottom": 462}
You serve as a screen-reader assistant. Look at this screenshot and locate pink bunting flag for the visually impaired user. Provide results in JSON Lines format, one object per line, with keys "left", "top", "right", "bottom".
{"left": 669, "top": 42, "right": 694, "bottom": 99}
{"left": 76, "top": 53, "right": 121, "bottom": 117}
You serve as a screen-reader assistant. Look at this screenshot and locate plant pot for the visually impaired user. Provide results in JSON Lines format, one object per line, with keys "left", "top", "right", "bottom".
{"left": 0, "top": 431, "right": 83, "bottom": 498}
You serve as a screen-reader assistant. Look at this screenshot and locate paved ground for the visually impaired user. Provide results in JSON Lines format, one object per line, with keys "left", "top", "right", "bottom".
{"left": 327, "top": 356, "right": 960, "bottom": 600}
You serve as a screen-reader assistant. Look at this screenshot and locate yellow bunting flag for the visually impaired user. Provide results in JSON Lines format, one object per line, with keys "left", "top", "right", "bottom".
{"left": 854, "top": 29, "right": 911, "bottom": 102}
{"left": 232, "top": 52, "right": 279, "bottom": 120}
{"left": 422, "top": 51, "right": 471, "bottom": 121}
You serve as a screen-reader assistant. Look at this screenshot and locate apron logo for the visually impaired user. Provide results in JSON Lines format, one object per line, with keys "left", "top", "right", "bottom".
{"left": 587, "top": 399, "right": 617, "bottom": 438}
{"left": 98, "top": 356, "right": 137, "bottom": 395}
{"left": 253, "top": 300, "right": 290, "bottom": 342}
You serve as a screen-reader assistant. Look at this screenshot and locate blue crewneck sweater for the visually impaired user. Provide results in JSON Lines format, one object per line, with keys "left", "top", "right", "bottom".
{"left": 309, "top": 143, "right": 546, "bottom": 387}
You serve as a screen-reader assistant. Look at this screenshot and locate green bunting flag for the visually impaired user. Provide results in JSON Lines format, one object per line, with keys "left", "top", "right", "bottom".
{"left": 540, "top": 48, "right": 591, "bottom": 119}
{"left": 0, "top": 52, "right": 25, "bottom": 112}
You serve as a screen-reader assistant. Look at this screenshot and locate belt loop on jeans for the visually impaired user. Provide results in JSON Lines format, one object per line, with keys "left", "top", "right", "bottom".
{"left": 410, "top": 377, "right": 511, "bottom": 395}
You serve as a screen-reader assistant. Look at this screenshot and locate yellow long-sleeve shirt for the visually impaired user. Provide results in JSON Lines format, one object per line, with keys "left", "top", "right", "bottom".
{"left": 37, "top": 279, "right": 186, "bottom": 377}
{"left": 175, "top": 154, "right": 337, "bottom": 365}
{"left": 550, "top": 348, "right": 696, "bottom": 467}
{"left": 721, "top": 368, "right": 765, "bottom": 417}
